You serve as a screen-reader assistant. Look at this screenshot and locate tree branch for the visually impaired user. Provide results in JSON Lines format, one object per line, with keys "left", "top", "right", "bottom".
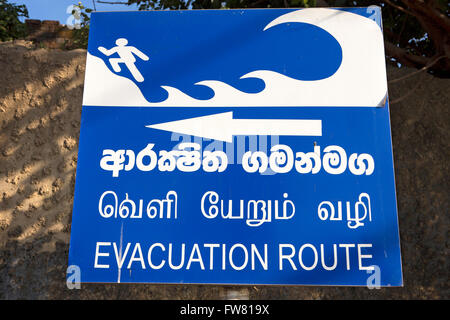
{"left": 384, "top": 40, "right": 431, "bottom": 68}
{"left": 400, "top": 0, "right": 450, "bottom": 35}
{"left": 388, "top": 55, "right": 446, "bottom": 83}
{"left": 384, "top": 0, "right": 416, "bottom": 17}
{"left": 96, "top": 1, "right": 129, "bottom": 4}
{"left": 389, "top": 76, "right": 422, "bottom": 104}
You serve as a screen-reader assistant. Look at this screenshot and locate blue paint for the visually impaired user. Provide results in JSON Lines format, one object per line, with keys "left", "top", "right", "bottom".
{"left": 69, "top": 8, "right": 403, "bottom": 286}
{"left": 88, "top": 10, "right": 342, "bottom": 102}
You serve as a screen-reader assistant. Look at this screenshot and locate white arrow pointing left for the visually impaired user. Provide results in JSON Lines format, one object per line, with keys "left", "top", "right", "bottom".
{"left": 146, "top": 112, "right": 322, "bottom": 143}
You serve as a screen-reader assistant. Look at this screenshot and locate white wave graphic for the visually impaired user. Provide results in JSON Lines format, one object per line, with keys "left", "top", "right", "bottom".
{"left": 83, "top": 8, "right": 387, "bottom": 107}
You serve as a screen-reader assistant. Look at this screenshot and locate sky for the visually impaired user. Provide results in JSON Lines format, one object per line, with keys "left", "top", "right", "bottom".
{"left": 14, "top": 0, "right": 139, "bottom": 24}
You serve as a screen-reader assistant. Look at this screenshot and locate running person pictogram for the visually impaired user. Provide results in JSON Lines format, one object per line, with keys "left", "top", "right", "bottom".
{"left": 98, "top": 38, "right": 149, "bottom": 82}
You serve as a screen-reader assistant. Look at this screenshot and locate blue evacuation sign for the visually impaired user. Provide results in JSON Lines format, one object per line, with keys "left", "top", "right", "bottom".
{"left": 68, "top": 7, "right": 403, "bottom": 286}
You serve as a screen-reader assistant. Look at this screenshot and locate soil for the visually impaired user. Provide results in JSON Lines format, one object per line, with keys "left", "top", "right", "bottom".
{"left": 0, "top": 40, "right": 448, "bottom": 299}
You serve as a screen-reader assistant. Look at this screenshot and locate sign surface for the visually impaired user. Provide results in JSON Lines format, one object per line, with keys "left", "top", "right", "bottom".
{"left": 69, "top": 7, "right": 403, "bottom": 286}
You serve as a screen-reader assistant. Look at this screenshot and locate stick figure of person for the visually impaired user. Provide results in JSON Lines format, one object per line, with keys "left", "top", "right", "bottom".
{"left": 98, "top": 38, "right": 149, "bottom": 82}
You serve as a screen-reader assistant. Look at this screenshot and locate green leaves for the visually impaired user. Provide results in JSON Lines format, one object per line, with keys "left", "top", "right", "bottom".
{"left": 290, "top": 0, "right": 315, "bottom": 7}
{"left": 0, "top": 0, "right": 29, "bottom": 41}
{"left": 71, "top": 2, "right": 92, "bottom": 49}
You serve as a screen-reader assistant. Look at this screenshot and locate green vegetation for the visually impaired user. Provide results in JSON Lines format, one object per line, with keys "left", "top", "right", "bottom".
{"left": 0, "top": 0, "right": 29, "bottom": 41}
{"left": 71, "top": 2, "right": 93, "bottom": 49}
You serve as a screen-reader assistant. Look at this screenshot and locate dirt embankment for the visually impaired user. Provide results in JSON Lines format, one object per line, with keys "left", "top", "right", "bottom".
{"left": 0, "top": 40, "right": 448, "bottom": 299}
